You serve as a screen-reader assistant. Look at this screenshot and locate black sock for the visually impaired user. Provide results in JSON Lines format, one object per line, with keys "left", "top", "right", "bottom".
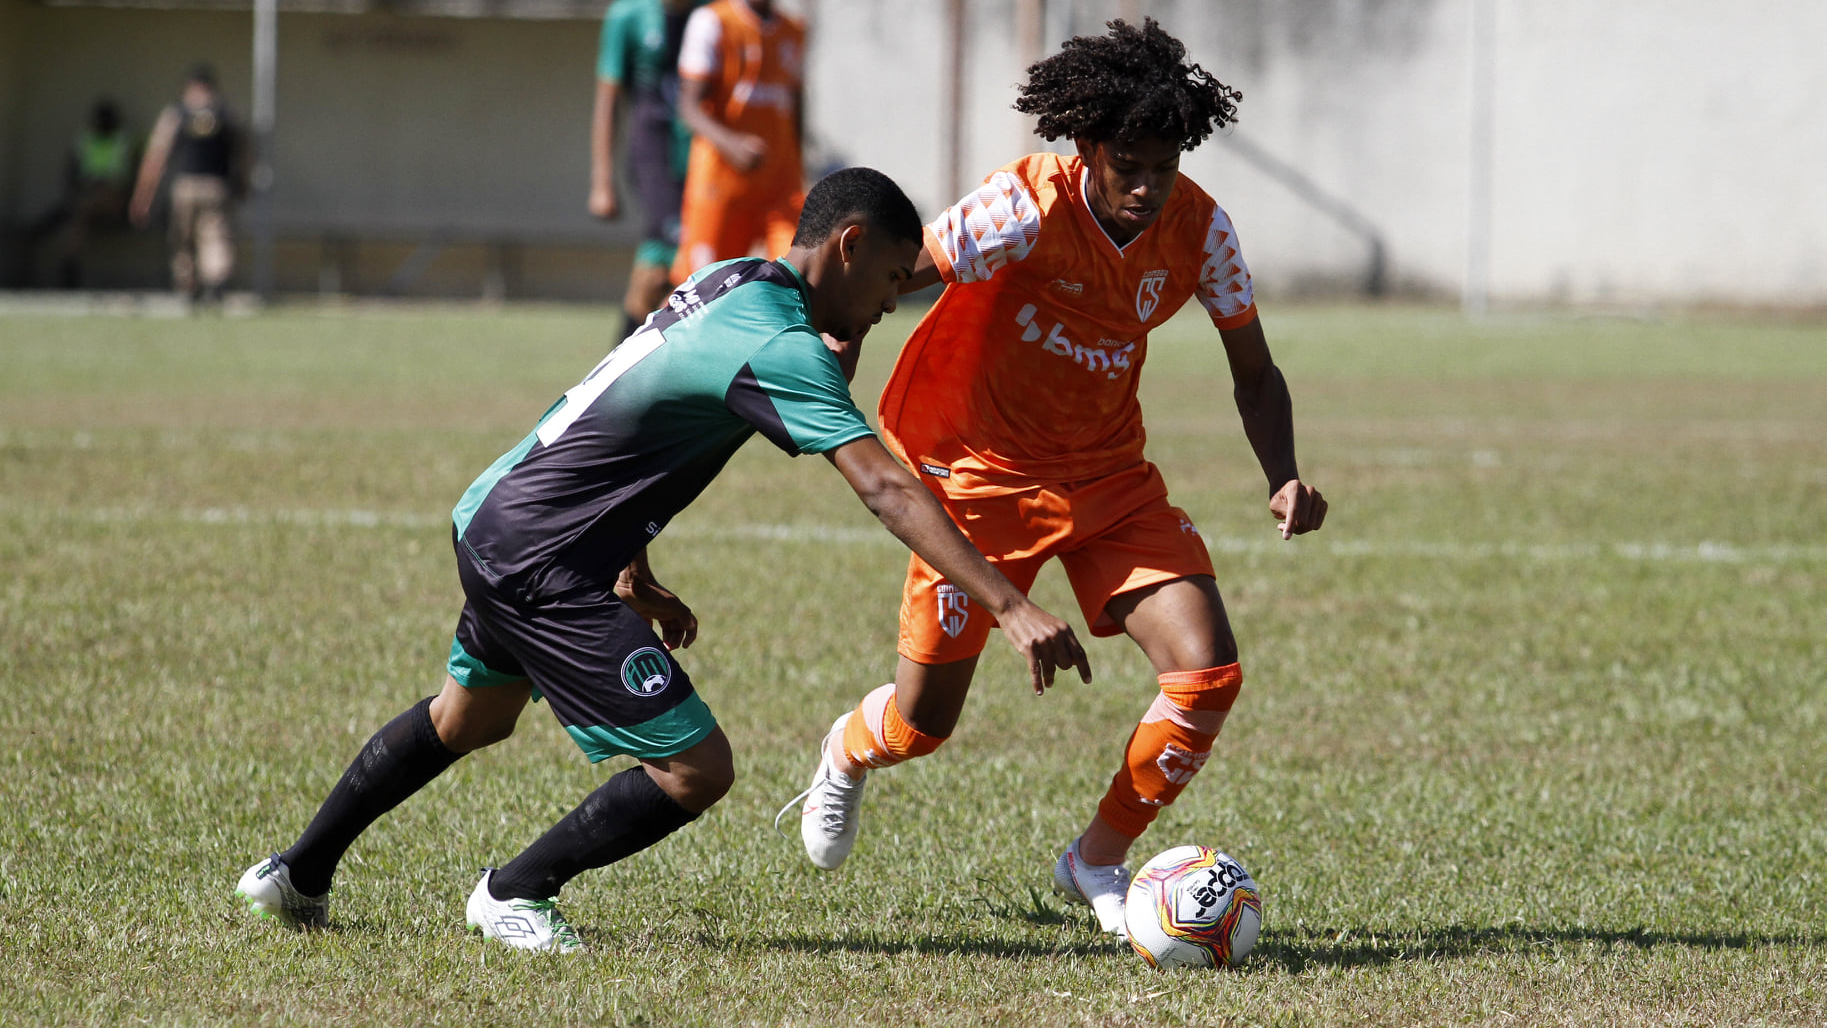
{"left": 280, "top": 696, "right": 461, "bottom": 896}
{"left": 618, "top": 311, "right": 641, "bottom": 342}
{"left": 489, "top": 766, "right": 699, "bottom": 901}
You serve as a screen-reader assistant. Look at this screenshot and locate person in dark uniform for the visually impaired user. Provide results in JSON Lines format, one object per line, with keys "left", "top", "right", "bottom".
{"left": 130, "top": 64, "right": 247, "bottom": 305}
{"left": 231, "top": 167, "right": 1091, "bottom": 953}
{"left": 591, "top": 0, "right": 704, "bottom": 340}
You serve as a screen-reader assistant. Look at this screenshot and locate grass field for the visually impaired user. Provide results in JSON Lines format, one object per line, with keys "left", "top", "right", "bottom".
{"left": 2, "top": 302, "right": 1823, "bottom": 1026}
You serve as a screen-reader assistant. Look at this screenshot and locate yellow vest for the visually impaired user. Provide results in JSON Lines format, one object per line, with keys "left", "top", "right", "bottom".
{"left": 77, "top": 131, "right": 131, "bottom": 186}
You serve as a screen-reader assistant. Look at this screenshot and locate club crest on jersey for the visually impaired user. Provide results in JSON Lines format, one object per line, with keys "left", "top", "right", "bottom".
{"left": 620, "top": 647, "right": 672, "bottom": 696}
{"left": 935, "top": 583, "right": 970, "bottom": 638}
{"left": 1135, "top": 269, "right": 1170, "bottom": 321}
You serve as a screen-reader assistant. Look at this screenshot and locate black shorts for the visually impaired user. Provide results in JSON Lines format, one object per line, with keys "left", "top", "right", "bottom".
{"left": 445, "top": 534, "right": 715, "bottom": 762}
{"left": 628, "top": 96, "right": 685, "bottom": 250}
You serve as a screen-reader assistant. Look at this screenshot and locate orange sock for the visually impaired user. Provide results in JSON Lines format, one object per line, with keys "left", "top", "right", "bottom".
{"left": 1096, "top": 664, "right": 1243, "bottom": 839}
{"left": 840, "top": 683, "right": 946, "bottom": 770}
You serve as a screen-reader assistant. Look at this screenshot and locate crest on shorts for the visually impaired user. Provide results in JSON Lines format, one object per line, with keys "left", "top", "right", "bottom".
{"left": 1135, "top": 269, "right": 1169, "bottom": 321}
{"left": 935, "top": 583, "right": 970, "bottom": 639}
{"left": 621, "top": 647, "right": 672, "bottom": 696}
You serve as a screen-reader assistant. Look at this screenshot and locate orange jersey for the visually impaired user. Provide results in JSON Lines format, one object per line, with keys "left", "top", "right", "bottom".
{"left": 677, "top": 0, "right": 804, "bottom": 200}
{"left": 879, "top": 152, "right": 1256, "bottom": 491}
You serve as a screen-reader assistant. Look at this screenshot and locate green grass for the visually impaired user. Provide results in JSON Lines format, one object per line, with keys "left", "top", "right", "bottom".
{"left": 2, "top": 303, "right": 1823, "bottom": 1026}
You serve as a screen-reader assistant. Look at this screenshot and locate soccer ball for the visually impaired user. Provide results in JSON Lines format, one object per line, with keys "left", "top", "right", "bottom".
{"left": 1123, "top": 845, "right": 1262, "bottom": 969}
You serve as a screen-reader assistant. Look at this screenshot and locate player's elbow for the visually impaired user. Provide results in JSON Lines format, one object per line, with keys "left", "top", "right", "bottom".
{"left": 856, "top": 472, "right": 926, "bottom": 532}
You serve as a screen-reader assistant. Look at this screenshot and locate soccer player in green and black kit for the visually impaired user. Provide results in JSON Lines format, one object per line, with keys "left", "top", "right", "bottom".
{"left": 234, "top": 167, "right": 1091, "bottom": 953}
{"left": 591, "top": 0, "right": 702, "bottom": 339}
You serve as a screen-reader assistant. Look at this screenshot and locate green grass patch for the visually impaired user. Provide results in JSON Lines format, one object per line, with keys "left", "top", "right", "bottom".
{"left": 2, "top": 303, "right": 1823, "bottom": 1026}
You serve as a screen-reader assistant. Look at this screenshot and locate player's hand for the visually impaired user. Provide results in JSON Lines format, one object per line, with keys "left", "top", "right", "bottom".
{"left": 998, "top": 599, "right": 1093, "bottom": 695}
{"left": 721, "top": 132, "right": 768, "bottom": 173}
{"left": 615, "top": 572, "right": 699, "bottom": 650}
{"left": 589, "top": 183, "right": 619, "bottom": 221}
{"left": 1269, "top": 479, "right": 1327, "bottom": 540}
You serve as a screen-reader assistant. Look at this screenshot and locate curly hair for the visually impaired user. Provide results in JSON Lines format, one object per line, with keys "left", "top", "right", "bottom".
{"left": 1013, "top": 18, "right": 1242, "bottom": 152}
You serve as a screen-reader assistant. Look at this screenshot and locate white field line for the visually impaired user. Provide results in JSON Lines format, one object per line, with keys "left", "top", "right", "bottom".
{"left": 10, "top": 503, "right": 1826, "bottom": 566}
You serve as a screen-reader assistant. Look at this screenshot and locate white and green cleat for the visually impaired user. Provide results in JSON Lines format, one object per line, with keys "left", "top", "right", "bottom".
{"left": 465, "top": 870, "right": 583, "bottom": 954}
{"left": 235, "top": 855, "right": 330, "bottom": 929}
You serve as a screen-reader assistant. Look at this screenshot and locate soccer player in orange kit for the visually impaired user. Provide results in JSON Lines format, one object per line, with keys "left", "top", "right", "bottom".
{"left": 784, "top": 19, "right": 1327, "bottom": 939}
{"left": 670, "top": 0, "right": 805, "bottom": 284}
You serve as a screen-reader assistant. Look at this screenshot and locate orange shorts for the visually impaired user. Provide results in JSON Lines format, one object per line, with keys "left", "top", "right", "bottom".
{"left": 672, "top": 176, "right": 804, "bottom": 284}
{"left": 898, "top": 462, "right": 1216, "bottom": 664}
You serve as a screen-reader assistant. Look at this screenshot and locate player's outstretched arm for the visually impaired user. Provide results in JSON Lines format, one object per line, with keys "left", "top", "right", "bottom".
{"left": 826, "top": 437, "right": 1092, "bottom": 693}
{"left": 616, "top": 548, "right": 699, "bottom": 650}
{"left": 1219, "top": 315, "right": 1328, "bottom": 539}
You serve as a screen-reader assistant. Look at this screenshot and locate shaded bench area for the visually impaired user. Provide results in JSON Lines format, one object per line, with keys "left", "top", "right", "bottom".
{"left": 0, "top": 218, "right": 634, "bottom": 303}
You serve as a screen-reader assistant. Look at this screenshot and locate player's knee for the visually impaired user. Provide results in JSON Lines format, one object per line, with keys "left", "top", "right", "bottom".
{"left": 1159, "top": 663, "right": 1242, "bottom": 719}
{"left": 669, "top": 762, "right": 733, "bottom": 812}
{"left": 458, "top": 720, "right": 519, "bottom": 752}
{"left": 649, "top": 731, "right": 734, "bottom": 813}
{"left": 430, "top": 694, "right": 525, "bottom": 754}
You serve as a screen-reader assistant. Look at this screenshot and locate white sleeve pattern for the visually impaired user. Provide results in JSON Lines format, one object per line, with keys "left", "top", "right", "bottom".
{"left": 677, "top": 5, "right": 722, "bottom": 78}
{"left": 1195, "top": 203, "right": 1255, "bottom": 321}
{"left": 927, "top": 170, "right": 1043, "bottom": 285}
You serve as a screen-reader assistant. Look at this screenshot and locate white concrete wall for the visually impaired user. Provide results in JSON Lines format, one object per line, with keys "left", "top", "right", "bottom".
{"left": 4, "top": 0, "right": 1823, "bottom": 305}
{"left": 808, "top": 0, "right": 1827, "bottom": 307}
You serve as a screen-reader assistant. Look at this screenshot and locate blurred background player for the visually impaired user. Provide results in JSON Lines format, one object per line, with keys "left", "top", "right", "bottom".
{"left": 591, "top": 0, "right": 703, "bottom": 341}
{"left": 786, "top": 19, "right": 1328, "bottom": 939}
{"left": 27, "top": 98, "right": 135, "bottom": 289}
{"left": 130, "top": 63, "right": 247, "bottom": 306}
{"left": 232, "top": 167, "right": 1089, "bottom": 953}
{"left": 670, "top": 0, "right": 805, "bottom": 283}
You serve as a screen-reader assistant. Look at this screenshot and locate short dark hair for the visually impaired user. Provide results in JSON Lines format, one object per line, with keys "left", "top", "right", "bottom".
{"left": 1014, "top": 18, "right": 1242, "bottom": 152}
{"left": 186, "top": 62, "right": 217, "bottom": 86}
{"left": 792, "top": 166, "right": 923, "bottom": 248}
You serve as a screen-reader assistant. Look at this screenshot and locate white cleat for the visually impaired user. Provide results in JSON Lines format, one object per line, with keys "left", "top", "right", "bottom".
{"left": 1052, "top": 839, "right": 1132, "bottom": 939}
{"left": 235, "top": 855, "right": 330, "bottom": 930}
{"left": 464, "top": 870, "right": 583, "bottom": 954}
{"left": 776, "top": 713, "right": 867, "bottom": 870}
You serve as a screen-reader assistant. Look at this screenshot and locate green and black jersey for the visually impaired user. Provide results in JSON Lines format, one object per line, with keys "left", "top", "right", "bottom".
{"left": 454, "top": 258, "right": 873, "bottom": 601}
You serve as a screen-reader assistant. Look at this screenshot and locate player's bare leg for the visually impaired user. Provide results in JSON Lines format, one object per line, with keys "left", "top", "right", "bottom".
{"left": 429, "top": 673, "right": 534, "bottom": 751}
{"left": 640, "top": 727, "right": 736, "bottom": 813}
{"left": 620, "top": 261, "right": 673, "bottom": 339}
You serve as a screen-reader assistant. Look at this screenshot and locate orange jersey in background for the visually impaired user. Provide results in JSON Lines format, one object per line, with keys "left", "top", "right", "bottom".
{"left": 879, "top": 151, "right": 1257, "bottom": 493}
{"left": 677, "top": 0, "right": 804, "bottom": 203}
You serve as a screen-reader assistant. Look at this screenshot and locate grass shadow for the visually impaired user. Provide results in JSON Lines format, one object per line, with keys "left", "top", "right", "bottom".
{"left": 760, "top": 931, "right": 1119, "bottom": 960}
{"left": 758, "top": 919, "right": 1826, "bottom": 968}
{"left": 1254, "top": 923, "right": 1827, "bottom": 972}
